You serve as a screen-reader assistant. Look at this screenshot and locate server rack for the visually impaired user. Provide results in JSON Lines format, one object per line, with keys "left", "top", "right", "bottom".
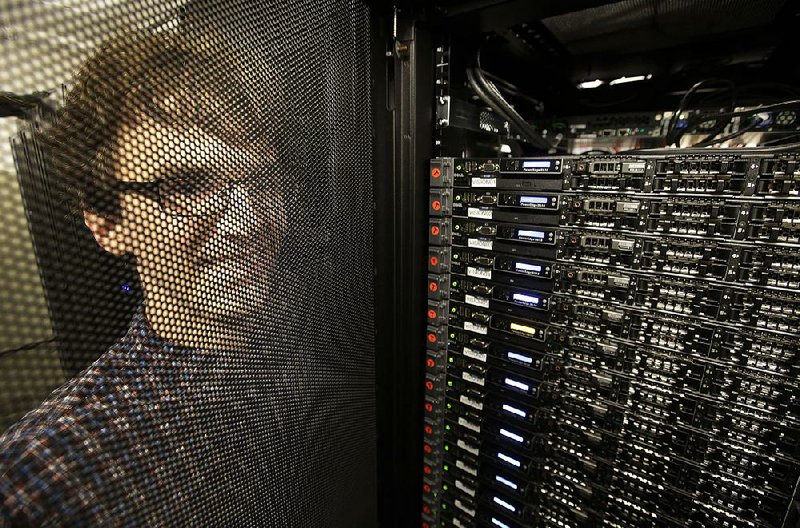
{"left": 402, "top": 2, "right": 800, "bottom": 527}
{"left": 422, "top": 153, "right": 800, "bottom": 527}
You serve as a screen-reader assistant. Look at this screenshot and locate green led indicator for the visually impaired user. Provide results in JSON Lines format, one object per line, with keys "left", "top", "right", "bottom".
{"left": 455, "top": 195, "right": 461, "bottom": 201}
{"left": 453, "top": 254, "right": 459, "bottom": 260}
{"left": 443, "top": 464, "right": 449, "bottom": 471}
{"left": 454, "top": 225, "right": 460, "bottom": 231}
{"left": 451, "top": 307, "right": 457, "bottom": 313}
{"left": 451, "top": 281, "right": 457, "bottom": 287}
{"left": 447, "top": 380, "right": 453, "bottom": 387}
{"left": 449, "top": 333, "right": 455, "bottom": 339}
{"left": 445, "top": 424, "right": 451, "bottom": 430}
{"left": 448, "top": 357, "right": 453, "bottom": 363}
{"left": 444, "top": 444, "right": 449, "bottom": 451}
{"left": 455, "top": 164, "right": 462, "bottom": 171}
{"left": 443, "top": 484, "right": 449, "bottom": 491}
{"left": 447, "top": 402, "right": 452, "bottom": 408}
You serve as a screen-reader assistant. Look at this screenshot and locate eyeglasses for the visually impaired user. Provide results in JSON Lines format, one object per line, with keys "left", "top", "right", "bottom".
{"left": 112, "top": 173, "right": 269, "bottom": 217}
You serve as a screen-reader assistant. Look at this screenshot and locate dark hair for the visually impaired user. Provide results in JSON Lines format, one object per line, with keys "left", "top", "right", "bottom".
{"left": 42, "top": 26, "right": 273, "bottom": 220}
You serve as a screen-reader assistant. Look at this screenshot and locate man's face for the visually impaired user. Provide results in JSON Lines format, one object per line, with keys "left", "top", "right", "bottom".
{"left": 95, "top": 111, "right": 287, "bottom": 346}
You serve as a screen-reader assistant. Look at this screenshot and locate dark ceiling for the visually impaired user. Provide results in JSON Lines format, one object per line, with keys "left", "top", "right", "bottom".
{"left": 418, "top": 0, "right": 799, "bottom": 116}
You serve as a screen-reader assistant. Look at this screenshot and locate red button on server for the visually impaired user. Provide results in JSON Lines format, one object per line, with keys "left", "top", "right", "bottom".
{"left": 430, "top": 256, "right": 439, "bottom": 266}
{"left": 431, "top": 225, "right": 440, "bottom": 236}
{"left": 431, "top": 200, "right": 441, "bottom": 211}
{"left": 428, "top": 281, "right": 438, "bottom": 292}
{"left": 426, "top": 358, "right": 435, "bottom": 368}
{"left": 427, "top": 309, "right": 437, "bottom": 319}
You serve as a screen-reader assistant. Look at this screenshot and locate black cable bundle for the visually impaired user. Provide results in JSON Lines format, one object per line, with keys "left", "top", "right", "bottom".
{"left": 665, "top": 79, "right": 736, "bottom": 147}
{"left": 465, "top": 51, "right": 559, "bottom": 152}
{"left": 665, "top": 79, "right": 800, "bottom": 148}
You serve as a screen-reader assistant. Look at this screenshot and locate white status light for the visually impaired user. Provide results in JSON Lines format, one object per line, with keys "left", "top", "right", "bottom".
{"left": 609, "top": 74, "right": 653, "bottom": 86}
{"left": 577, "top": 79, "right": 604, "bottom": 89}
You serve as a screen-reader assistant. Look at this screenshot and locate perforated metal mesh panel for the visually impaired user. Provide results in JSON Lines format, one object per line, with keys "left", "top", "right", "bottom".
{"left": 0, "top": 1, "right": 376, "bottom": 525}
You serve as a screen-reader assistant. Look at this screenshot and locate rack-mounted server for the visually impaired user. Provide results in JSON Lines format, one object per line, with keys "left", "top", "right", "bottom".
{"left": 423, "top": 154, "right": 800, "bottom": 528}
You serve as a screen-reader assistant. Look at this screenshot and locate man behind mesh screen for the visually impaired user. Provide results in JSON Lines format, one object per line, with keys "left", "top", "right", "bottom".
{"left": 0, "top": 21, "right": 316, "bottom": 526}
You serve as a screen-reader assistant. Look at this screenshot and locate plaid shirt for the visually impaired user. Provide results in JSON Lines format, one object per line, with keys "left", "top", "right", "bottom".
{"left": 0, "top": 307, "right": 323, "bottom": 527}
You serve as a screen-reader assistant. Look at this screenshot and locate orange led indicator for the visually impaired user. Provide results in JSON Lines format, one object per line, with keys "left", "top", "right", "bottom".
{"left": 431, "top": 168, "right": 441, "bottom": 178}
{"left": 423, "top": 444, "right": 432, "bottom": 454}
{"left": 429, "top": 282, "right": 438, "bottom": 292}
{"left": 430, "top": 256, "right": 439, "bottom": 266}
{"left": 426, "top": 358, "right": 436, "bottom": 368}
{"left": 424, "top": 425, "right": 433, "bottom": 435}
{"left": 425, "top": 381, "right": 434, "bottom": 390}
{"left": 425, "top": 402, "right": 433, "bottom": 412}
{"left": 427, "top": 309, "right": 437, "bottom": 319}
{"left": 427, "top": 333, "right": 436, "bottom": 343}
{"left": 432, "top": 200, "right": 441, "bottom": 211}
{"left": 431, "top": 225, "right": 440, "bottom": 236}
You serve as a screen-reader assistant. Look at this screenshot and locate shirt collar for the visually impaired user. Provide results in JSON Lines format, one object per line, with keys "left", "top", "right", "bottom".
{"left": 125, "top": 303, "right": 182, "bottom": 356}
